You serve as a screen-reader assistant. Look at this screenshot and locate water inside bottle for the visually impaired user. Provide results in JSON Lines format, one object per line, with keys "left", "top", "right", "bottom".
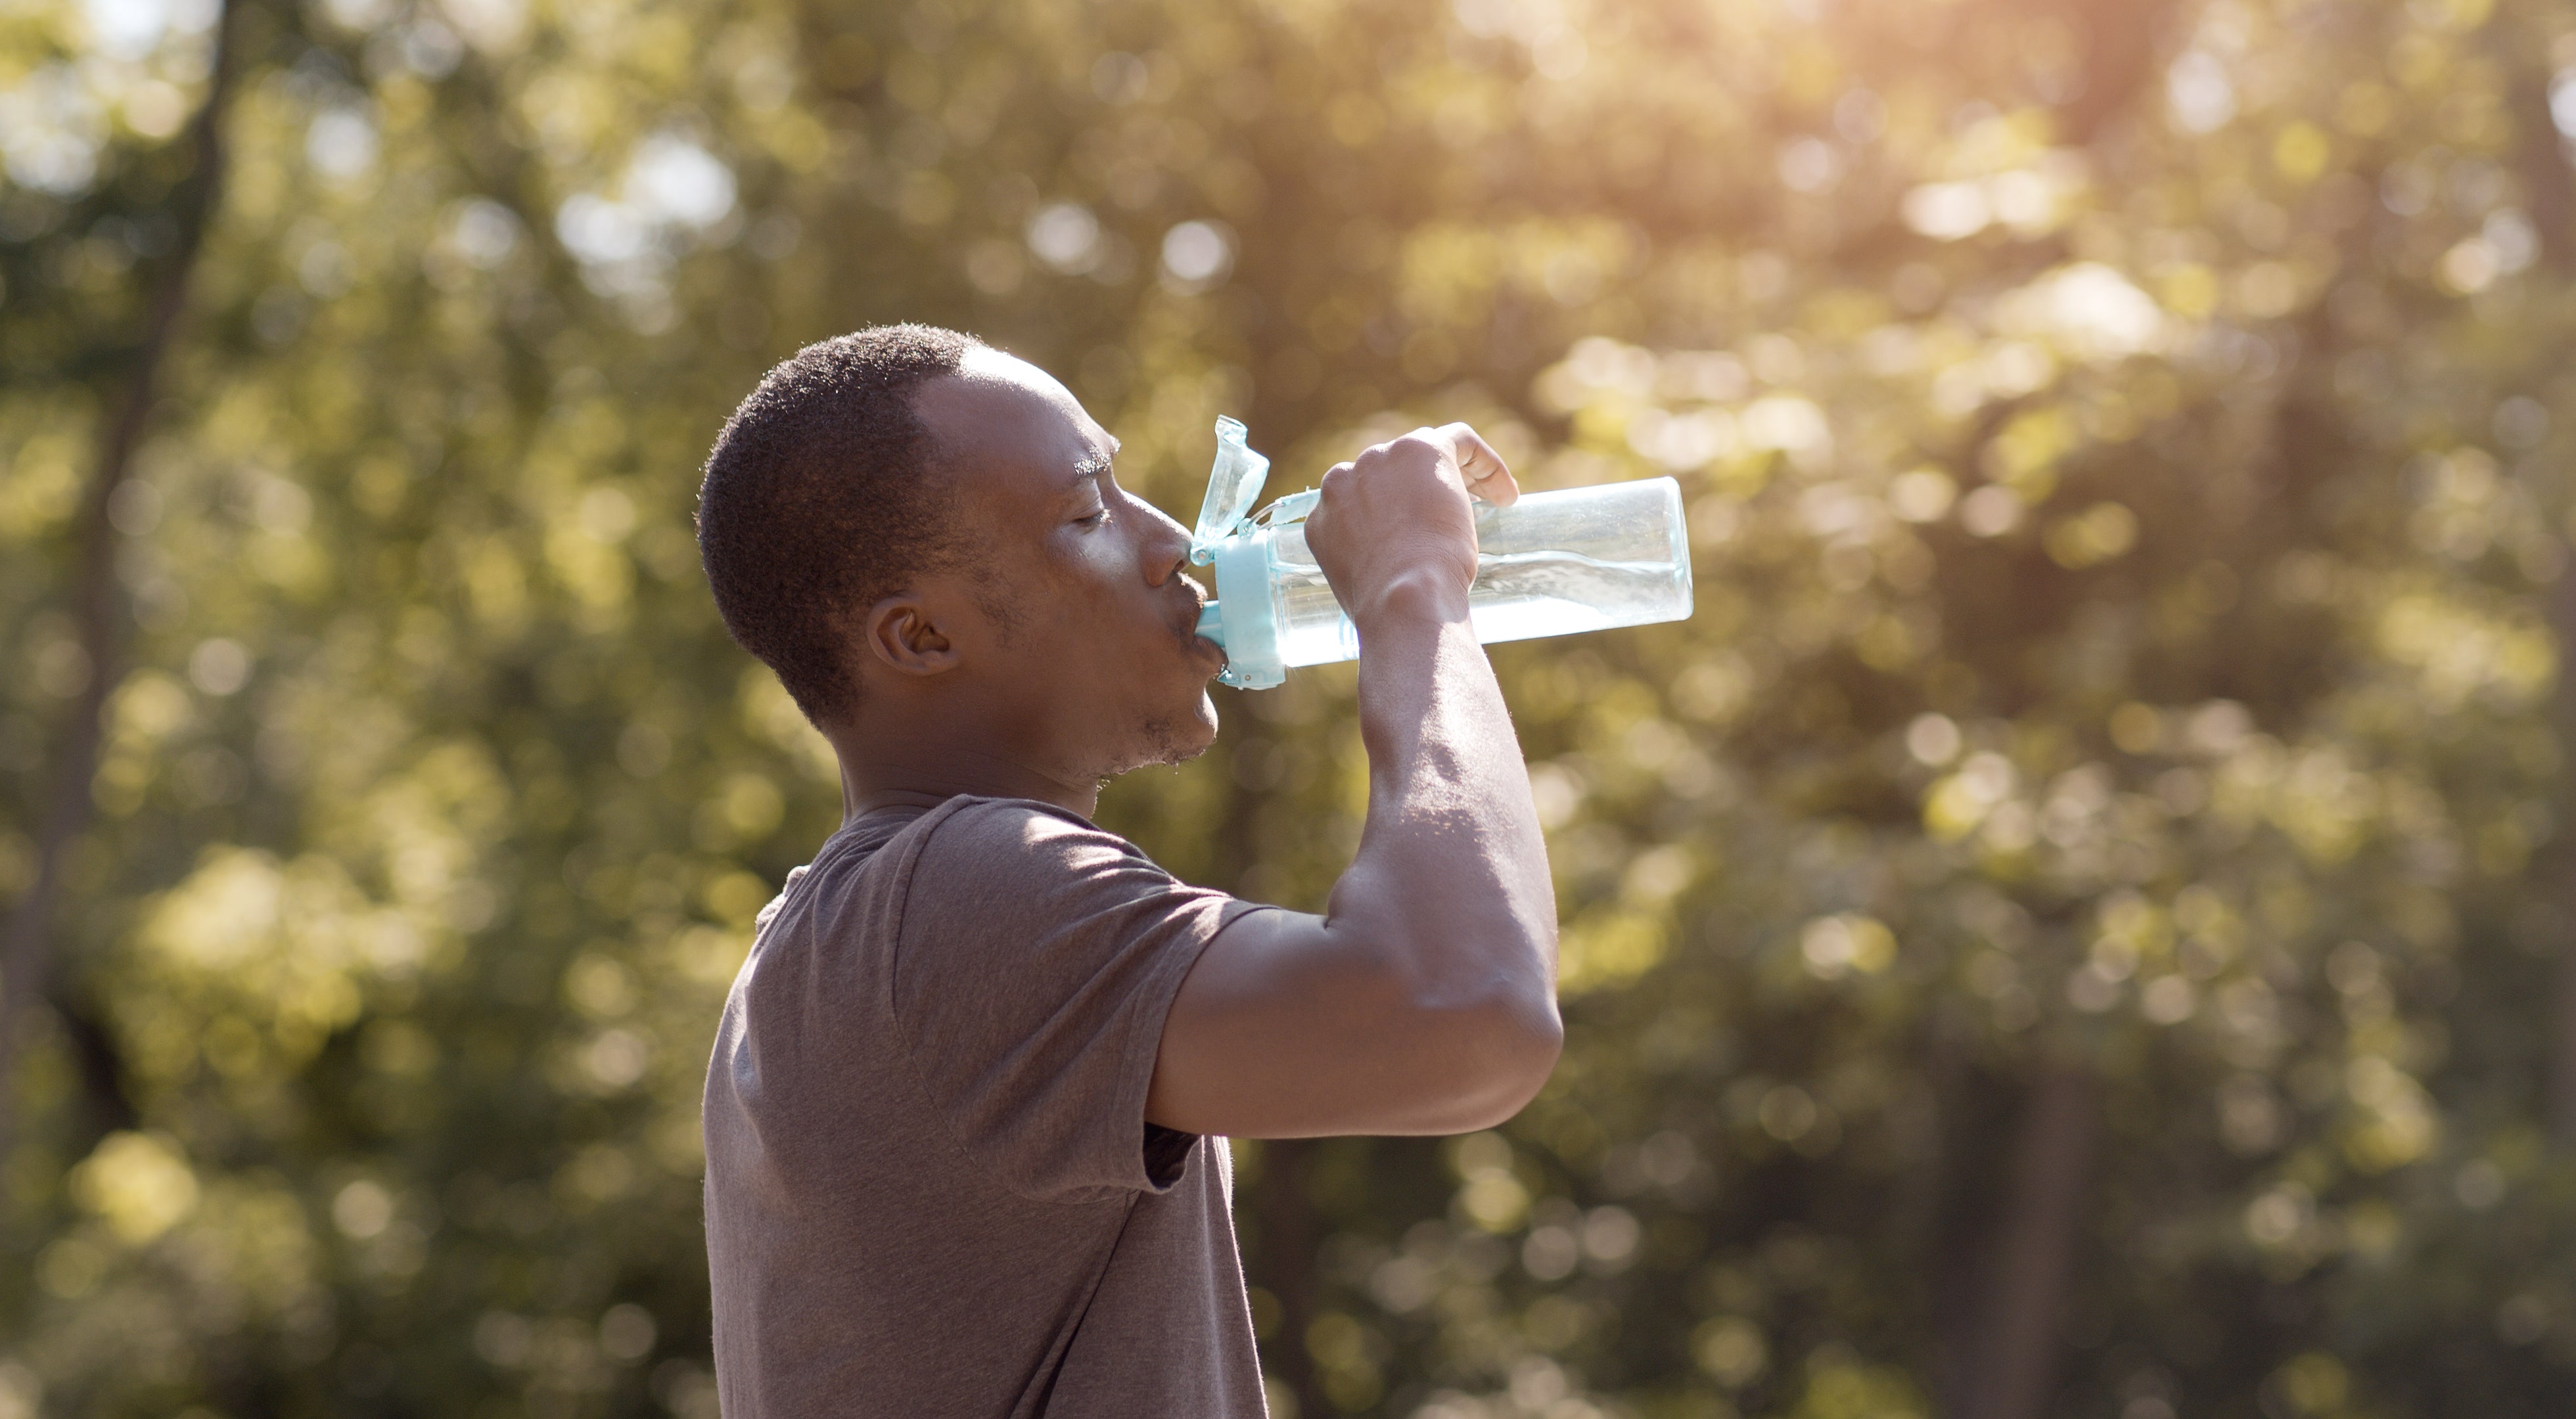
{"left": 1262, "top": 528, "right": 1691, "bottom": 669}
{"left": 1468, "top": 549, "right": 1693, "bottom": 643}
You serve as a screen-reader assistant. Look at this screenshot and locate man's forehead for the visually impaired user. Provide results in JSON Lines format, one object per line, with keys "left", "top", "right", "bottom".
{"left": 913, "top": 349, "right": 1113, "bottom": 496}
{"left": 957, "top": 345, "right": 1076, "bottom": 409}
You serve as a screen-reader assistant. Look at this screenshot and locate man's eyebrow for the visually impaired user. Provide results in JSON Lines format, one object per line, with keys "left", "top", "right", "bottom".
{"left": 1066, "top": 453, "right": 1113, "bottom": 493}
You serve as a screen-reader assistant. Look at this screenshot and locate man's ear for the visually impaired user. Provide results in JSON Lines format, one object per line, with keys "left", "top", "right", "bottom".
{"left": 861, "top": 593, "right": 961, "bottom": 677}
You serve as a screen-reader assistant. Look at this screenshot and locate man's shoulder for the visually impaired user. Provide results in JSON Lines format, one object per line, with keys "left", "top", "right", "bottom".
{"left": 811, "top": 796, "right": 1099, "bottom": 881}
{"left": 909, "top": 795, "right": 1141, "bottom": 873}
{"left": 923, "top": 793, "right": 1103, "bottom": 836}
{"left": 893, "top": 796, "right": 1228, "bottom": 942}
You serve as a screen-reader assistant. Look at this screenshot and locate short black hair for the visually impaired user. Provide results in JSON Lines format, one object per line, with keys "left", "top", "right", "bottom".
{"left": 696, "top": 323, "right": 980, "bottom": 726}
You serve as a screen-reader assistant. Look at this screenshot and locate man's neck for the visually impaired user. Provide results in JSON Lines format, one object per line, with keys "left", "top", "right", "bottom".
{"left": 830, "top": 728, "right": 1099, "bottom": 826}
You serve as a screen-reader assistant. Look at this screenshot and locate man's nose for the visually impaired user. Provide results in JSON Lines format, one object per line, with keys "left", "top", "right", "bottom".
{"left": 1139, "top": 501, "right": 1192, "bottom": 584}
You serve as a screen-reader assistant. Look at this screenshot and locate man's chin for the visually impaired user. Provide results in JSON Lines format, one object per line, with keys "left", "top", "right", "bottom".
{"left": 1127, "top": 693, "right": 1220, "bottom": 771}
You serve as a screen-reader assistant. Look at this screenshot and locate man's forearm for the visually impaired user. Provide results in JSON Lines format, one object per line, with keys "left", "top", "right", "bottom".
{"left": 1329, "top": 587, "right": 1557, "bottom": 1022}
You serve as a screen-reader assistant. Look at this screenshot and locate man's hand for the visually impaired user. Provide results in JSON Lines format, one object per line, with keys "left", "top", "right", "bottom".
{"left": 1302, "top": 424, "right": 1521, "bottom": 628}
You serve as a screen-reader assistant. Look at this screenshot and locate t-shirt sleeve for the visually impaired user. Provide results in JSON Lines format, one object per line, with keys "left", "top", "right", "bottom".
{"left": 887, "top": 799, "right": 1266, "bottom": 1201}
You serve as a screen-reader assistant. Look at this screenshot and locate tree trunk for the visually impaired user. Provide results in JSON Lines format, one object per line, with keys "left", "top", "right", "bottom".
{"left": 1203, "top": 725, "right": 1328, "bottom": 1418}
{"left": 1957, "top": 1062, "right": 2098, "bottom": 1419}
{"left": 2548, "top": 567, "right": 2576, "bottom": 1148}
{"left": 0, "top": 0, "right": 246, "bottom": 1168}
{"left": 1253, "top": 1137, "right": 1323, "bottom": 1418}
{"left": 1929, "top": 1051, "right": 1998, "bottom": 1419}
{"left": 2500, "top": 33, "right": 2576, "bottom": 1149}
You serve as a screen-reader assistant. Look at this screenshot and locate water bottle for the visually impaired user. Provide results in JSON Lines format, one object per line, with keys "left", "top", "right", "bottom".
{"left": 1189, "top": 417, "right": 1693, "bottom": 688}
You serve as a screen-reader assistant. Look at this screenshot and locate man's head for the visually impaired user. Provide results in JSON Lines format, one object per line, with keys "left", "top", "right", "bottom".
{"left": 697, "top": 325, "right": 1224, "bottom": 790}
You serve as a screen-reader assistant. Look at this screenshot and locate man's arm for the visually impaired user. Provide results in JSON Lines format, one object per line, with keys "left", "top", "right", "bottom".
{"left": 1146, "top": 426, "right": 1561, "bottom": 1138}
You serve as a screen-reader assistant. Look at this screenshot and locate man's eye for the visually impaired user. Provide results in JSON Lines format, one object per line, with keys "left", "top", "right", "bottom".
{"left": 1077, "top": 508, "right": 1108, "bottom": 526}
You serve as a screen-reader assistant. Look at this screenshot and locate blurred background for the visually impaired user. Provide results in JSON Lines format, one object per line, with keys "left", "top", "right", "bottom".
{"left": 5, "top": 0, "right": 2576, "bottom": 1413}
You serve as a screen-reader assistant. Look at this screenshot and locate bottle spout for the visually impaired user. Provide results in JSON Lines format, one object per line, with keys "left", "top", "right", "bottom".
{"left": 1195, "top": 600, "right": 1226, "bottom": 646}
{"left": 1190, "top": 417, "right": 1271, "bottom": 565}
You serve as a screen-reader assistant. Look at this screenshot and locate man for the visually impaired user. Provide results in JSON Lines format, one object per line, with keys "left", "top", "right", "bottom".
{"left": 694, "top": 323, "right": 1561, "bottom": 1416}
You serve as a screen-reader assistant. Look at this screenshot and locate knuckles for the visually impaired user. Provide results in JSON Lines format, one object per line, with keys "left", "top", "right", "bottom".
{"left": 1334, "top": 435, "right": 1448, "bottom": 497}
{"left": 1316, "top": 434, "right": 1473, "bottom": 531}
{"left": 1368, "top": 432, "right": 1446, "bottom": 472}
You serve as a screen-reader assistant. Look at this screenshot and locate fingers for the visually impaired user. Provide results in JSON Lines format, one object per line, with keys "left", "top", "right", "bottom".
{"left": 1435, "top": 422, "right": 1519, "bottom": 507}
{"left": 1331, "top": 427, "right": 1515, "bottom": 507}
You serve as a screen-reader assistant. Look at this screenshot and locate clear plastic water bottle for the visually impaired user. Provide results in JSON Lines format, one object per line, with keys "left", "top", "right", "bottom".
{"left": 1189, "top": 417, "right": 1693, "bottom": 688}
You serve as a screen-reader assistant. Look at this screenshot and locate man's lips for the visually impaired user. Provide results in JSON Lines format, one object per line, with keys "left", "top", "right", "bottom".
{"left": 1178, "top": 597, "right": 1227, "bottom": 669}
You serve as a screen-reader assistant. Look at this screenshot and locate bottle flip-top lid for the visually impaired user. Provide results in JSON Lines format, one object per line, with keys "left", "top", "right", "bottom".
{"left": 1189, "top": 417, "right": 1291, "bottom": 690}
{"left": 1189, "top": 417, "right": 1270, "bottom": 566}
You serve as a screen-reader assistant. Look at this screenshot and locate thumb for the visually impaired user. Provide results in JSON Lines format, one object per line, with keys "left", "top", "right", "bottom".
{"left": 1436, "top": 422, "right": 1520, "bottom": 507}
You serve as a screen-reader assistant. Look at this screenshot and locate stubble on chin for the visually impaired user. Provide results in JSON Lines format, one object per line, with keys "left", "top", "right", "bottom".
{"left": 1126, "top": 694, "right": 1219, "bottom": 772}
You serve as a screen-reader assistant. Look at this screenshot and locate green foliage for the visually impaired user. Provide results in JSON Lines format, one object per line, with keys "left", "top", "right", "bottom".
{"left": 6, "top": 0, "right": 2576, "bottom": 1414}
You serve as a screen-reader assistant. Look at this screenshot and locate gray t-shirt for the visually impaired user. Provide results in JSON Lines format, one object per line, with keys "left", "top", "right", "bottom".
{"left": 701, "top": 794, "right": 1272, "bottom": 1418}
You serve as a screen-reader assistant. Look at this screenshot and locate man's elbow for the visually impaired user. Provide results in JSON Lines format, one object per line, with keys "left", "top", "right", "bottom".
{"left": 1431, "top": 992, "right": 1563, "bottom": 1133}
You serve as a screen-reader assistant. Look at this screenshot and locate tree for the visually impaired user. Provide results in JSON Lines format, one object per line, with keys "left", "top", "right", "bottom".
{"left": 5, "top": 0, "right": 2576, "bottom": 1413}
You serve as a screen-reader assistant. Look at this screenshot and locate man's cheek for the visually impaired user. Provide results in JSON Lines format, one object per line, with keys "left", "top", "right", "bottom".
{"left": 1035, "top": 550, "right": 1126, "bottom": 608}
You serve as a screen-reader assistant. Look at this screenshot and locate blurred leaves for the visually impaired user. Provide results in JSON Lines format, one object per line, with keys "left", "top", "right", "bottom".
{"left": 5, "top": 0, "right": 2576, "bottom": 1414}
